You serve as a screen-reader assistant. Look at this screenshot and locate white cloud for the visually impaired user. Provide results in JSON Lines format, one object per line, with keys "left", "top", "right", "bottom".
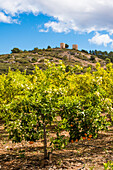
{"left": 39, "top": 29, "right": 49, "bottom": 33}
{"left": 42, "top": 21, "right": 79, "bottom": 33}
{"left": 88, "top": 32, "right": 113, "bottom": 47}
{"left": 0, "top": 0, "right": 113, "bottom": 34}
{"left": 0, "top": 12, "right": 12, "bottom": 23}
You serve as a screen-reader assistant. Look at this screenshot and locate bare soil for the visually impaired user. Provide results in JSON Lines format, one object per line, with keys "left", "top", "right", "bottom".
{"left": 0, "top": 120, "right": 113, "bottom": 170}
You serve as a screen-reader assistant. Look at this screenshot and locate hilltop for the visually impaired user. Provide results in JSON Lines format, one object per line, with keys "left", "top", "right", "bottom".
{"left": 0, "top": 48, "right": 107, "bottom": 75}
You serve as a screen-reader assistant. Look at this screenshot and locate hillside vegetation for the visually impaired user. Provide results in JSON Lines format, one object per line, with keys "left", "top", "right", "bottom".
{"left": 0, "top": 48, "right": 106, "bottom": 75}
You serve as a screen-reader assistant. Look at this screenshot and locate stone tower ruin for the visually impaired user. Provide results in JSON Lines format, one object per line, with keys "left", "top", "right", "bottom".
{"left": 72, "top": 44, "right": 78, "bottom": 50}
{"left": 60, "top": 43, "right": 65, "bottom": 49}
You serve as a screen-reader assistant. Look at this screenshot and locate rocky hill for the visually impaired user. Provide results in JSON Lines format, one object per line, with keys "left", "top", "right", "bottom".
{"left": 0, "top": 48, "right": 106, "bottom": 75}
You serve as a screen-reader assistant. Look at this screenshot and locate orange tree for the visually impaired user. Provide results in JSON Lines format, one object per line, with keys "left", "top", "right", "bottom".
{"left": 0, "top": 61, "right": 111, "bottom": 159}
{"left": 53, "top": 64, "right": 111, "bottom": 145}
{"left": 0, "top": 61, "right": 69, "bottom": 159}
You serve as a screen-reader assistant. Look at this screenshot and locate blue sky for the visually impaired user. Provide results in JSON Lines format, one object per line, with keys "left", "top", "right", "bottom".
{"left": 0, "top": 0, "right": 113, "bottom": 54}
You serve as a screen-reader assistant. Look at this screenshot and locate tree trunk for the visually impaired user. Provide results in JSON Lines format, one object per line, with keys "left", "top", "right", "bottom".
{"left": 43, "top": 123, "right": 48, "bottom": 159}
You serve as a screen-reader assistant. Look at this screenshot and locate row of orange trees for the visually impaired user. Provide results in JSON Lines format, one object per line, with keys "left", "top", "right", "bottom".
{"left": 0, "top": 61, "right": 113, "bottom": 159}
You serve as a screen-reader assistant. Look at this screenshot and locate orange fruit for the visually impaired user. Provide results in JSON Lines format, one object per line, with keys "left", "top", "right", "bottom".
{"left": 70, "top": 124, "right": 73, "bottom": 127}
{"left": 84, "top": 133, "right": 87, "bottom": 136}
{"left": 75, "top": 139, "right": 78, "bottom": 142}
{"left": 87, "top": 138, "right": 91, "bottom": 140}
{"left": 71, "top": 140, "right": 74, "bottom": 143}
{"left": 29, "top": 141, "right": 34, "bottom": 144}
{"left": 89, "top": 135, "right": 92, "bottom": 138}
{"left": 82, "top": 137, "right": 86, "bottom": 140}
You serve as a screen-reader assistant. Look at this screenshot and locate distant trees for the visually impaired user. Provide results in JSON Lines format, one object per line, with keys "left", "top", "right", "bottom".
{"left": 11, "top": 48, "right": 23, "bottom": 53}
{"left": 11, "top": 47, "right": 39, "bottom": 54}
{"left": 88, "top": 50, "right": 113, "bottom": 63}
{"left": 32, "top": 47, "right": 38, "bottom": 53}
{"left": 81, "top": 49, "right": 88, "bottom": 54}
{"left": 47, "top": 45, "right": 51, "bottom": 49}
{"left": 23, "top": 50, "right": 28, "bottom": 53}
{"left": 65, "top": 44, "right": 69, "bottom": 48}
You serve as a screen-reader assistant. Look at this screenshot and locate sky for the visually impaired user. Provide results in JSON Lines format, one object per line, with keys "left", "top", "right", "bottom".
{"left": 0, "top": 0, "right": 113, "bottom": 54}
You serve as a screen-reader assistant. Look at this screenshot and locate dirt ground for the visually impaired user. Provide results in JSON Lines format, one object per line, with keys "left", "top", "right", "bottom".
{"left": 0, "top": 120, "right": 113, "bottom": 170}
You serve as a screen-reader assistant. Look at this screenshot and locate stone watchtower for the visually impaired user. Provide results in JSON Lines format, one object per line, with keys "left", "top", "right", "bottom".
{"left": 60, "top": 43, "right": 65, "bottom": 49}
{"left": 72, "top": 44, "right": 78, "bottom": 50}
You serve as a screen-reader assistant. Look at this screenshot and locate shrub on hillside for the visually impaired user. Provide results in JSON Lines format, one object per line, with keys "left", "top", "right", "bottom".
{"left": 47, "top": 45, "right": 51, "bottom": 49}
{"left": 90, "top": 55, "right": 96, "bottom": 62}
{"left": 81, "top": 49, "right": 88, "bottom": 54}
{"left": 32, "top": 47, "right": 38, "bottom": 53}
{"left": 63, "top": 55, "right": 68, "bottom": 61}
{"left": 11, "top": 48, "right": 23, "bottom": 53}
{"left": 31, "top": 57, "right": 37, "bottom": 63}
